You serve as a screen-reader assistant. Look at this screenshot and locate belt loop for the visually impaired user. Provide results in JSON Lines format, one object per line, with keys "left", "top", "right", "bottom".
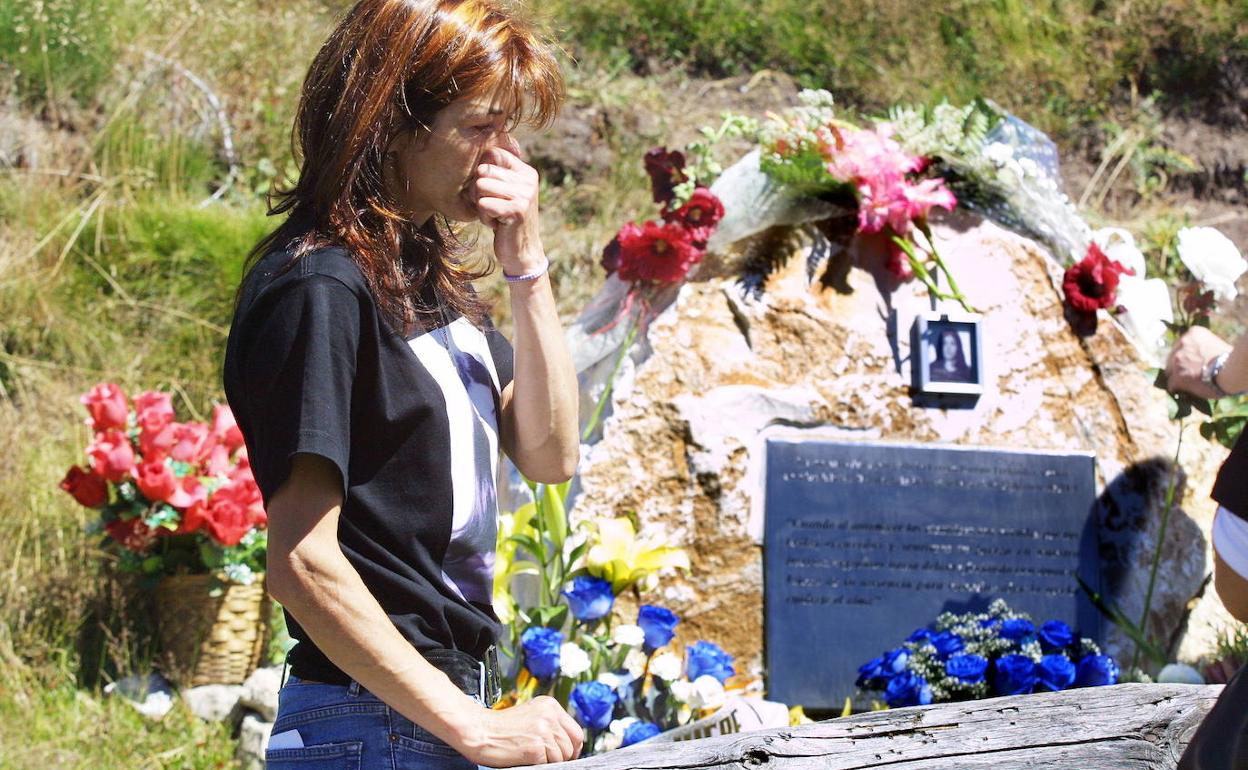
{"left": 348, "top": 679, "right": 362, "bottom": 697}
{"left": 279, "top": 649, "right": 291, "bottom": 689}
{"left": 478, "top": 660, "right": 486, "bottom": 705}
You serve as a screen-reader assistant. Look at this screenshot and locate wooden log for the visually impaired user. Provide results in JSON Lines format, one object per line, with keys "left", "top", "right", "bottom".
{"left": 545, "top": 684, "right": 1223, "bottom": 770}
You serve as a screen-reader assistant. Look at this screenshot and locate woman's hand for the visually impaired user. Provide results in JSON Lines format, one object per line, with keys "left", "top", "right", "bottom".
{"left": 473, "top": 133, "right": 544, "bottom": 275}
{"left": 1166, "top": 326, "right": 1232, "bottom": 399}
{"left": 450, "top": 695, "right": 584, "bottom": 766}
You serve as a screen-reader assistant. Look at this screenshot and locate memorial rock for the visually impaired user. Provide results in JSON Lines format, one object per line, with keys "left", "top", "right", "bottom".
{"left": 565, "top": 210, "right": 1234, "bottom": 683}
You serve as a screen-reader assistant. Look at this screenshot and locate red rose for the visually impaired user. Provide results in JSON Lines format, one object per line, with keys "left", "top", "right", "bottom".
{"left": 134, "top": 459, "right": 177, "bottom": 503}
{"left": 210, "top": 404, "right": 245, "bottom": 453}
{"left": 105, "top": 516, "right": 156, "bottom": 553}
{"left": 60, "top": 465, "right": 108, "bottom": 508}
{"left": 1063, "top": 243, "right": 1134, "bottom": 316}
{"left": 664, "top": 187, "right": 724, "bottom": 247}
{"left": 87, "top": 429, "right": 136, "bottom": 483}
{"left": 616, "top": 220, "right": 703, "bottom": 285}
{"left": 644, "top": 147, "right": 687, "bottom": 206}
{"left": 133, "top": 391, "right": 174, "bottom": 427}
{"left": 202, "top": 478, "right": 266, "bottom": 546}
{"left": 80, "top": 383, "right": 128, "bottom": 433}
{"left": 167, "top": 475, "right": 208, "bottom": 511}
{"left": 169, "top": 422, "right": 211, "bottom": 464}
{"left": 138, "top": 419, "right": 175, "bottom": 461}
{"left": 203, "top": 443, "right": 232, "bottom": 476}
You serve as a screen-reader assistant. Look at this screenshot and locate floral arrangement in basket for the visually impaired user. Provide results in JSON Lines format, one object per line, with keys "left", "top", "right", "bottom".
{"left": 856, "top": 599, "right": 1119, "bottom": 708}
{"left": 496, "top": 506, "right": 749, "bottom": 753}
{"left": 59, "top": 383, "right": 266, "bottom": 586}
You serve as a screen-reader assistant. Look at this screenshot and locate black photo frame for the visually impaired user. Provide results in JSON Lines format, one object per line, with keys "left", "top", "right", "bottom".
{"left": 911, "top": 311, "right": 984, "bottom": 407}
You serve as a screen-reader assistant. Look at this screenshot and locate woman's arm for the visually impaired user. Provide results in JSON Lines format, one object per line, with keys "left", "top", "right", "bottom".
{"left": 1166, "top": 326, "right": 1248, "bottom": 398}
{"left": 474, "top": 136, "right": 579, "bottom": 483}
{"left": 267, "top": 454, "right": 583, "bottom": 765}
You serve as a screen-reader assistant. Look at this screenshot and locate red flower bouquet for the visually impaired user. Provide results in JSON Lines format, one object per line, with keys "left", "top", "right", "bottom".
{"left": 1062, "top": 242, "right": 1134, "bottom": 331}
{"left": 61, "top": 384, "right": 266, "bottom": 585}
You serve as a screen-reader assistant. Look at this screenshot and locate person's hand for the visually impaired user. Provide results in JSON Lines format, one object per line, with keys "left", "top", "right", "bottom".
{"left": 1165, "top": 325, "right": 1232, "bottom": 399}
{"left": 450, "top": 695, "right": 584, "bottom": 767}
{"left": 472, "top": 133, "right": 545, "bottom": 276}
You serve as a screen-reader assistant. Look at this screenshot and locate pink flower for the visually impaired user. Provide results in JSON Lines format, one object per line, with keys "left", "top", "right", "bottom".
{"left": 80, "top": 383, "right": 128, "bottom": 433}
{"left": 168, "top": 475, "right": 208, "bottom": 511}
{"left": 139, "top": 420, "right": 176, "bottom": 461}
{"left": 133, "top": 391, "right": 174, "bottom": 427}
{"left": 616, "top": 220, "right": 703, "bottom": 285}
{"left": 134, "top": 459, "right": 177, "bottom": 503}
{"left": 901, "top": 178, "right": 957, "bottom": 223}
{"left": 201, "top": 477, "right": 266, "bottom": 546}
{"left": 60, "top": 465, "right": 108, "bottom": 508}
{"left": 210, "top": 405, "right": 245, "bottom": 453}
{"left": 203, "top": 443, "right": 232, "bottom": 476}
{"left": 87, "top": 429, "right": 135, "bottom": 483}
{"left": 824, "top": 126, "right": 923, "bottom": 188}
{"left": 169, "top": 422, "right": 211, "bottom": 464}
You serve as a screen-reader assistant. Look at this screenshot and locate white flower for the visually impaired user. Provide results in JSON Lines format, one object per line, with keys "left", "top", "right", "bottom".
{"left": 1092, "top": 227, "right": 1145, "bottom": 280}
{"left": 1177, "top": 227, "right": 1246, "bottom": 301}
{"left": 608, "top": 717, "right": 638, "bottom": 737}
{"left": 612, "top": 624, "right": 645, "bottom": 648}
{"left": 596, "top": 672, "right": 622, "bottom": 690}
{"left": 594, "top": 731, "right": 621, "bottom": 753}
{"left": 688, "top": 675, "right": 726, "bottom": 711}
{"left": 983, "top": 142, "right": 1013, "bottom": 166}
{"left": 624, "top": 649, "right": 648, "bottom": 678}
{"left": 223, "top": 563, "right": 256, "bottom": 586}
{"left": 559, "top": 643, "right": 590, "bottom": 678}
{"left": 1115, "top": 278, "right": 1174, "bottom": 366}
{"left": 650, "top": 652, "right": 682, "bottom": 681}
{"left": 669, "top": 679, "right": 695, "bottom": 703}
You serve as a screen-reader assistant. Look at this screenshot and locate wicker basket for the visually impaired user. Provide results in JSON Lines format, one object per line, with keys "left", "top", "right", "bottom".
{"left": 155, "top": 573, "right": 271, "bottom": 687}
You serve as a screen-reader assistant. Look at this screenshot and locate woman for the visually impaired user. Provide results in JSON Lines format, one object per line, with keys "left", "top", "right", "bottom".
{"left": 928, "top": 328, "right": 974, "bottom": 383}
{"left": 222, "top": 1, "right": 583, "bottom": 766}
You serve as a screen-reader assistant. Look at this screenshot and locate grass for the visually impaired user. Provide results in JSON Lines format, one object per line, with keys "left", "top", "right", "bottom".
{"left": 0, "top": 0, "right": 1244, "bottom": 763}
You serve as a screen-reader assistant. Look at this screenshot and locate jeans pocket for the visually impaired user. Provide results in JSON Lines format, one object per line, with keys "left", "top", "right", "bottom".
{"left": 265, "top": 740, "right": 364, "bottom": 769}
{"left": 392, "top": 733, "right": 476, "bottom": 768}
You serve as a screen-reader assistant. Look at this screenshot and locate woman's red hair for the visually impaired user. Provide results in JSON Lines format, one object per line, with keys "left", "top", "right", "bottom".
{"left": 241, "top": 0, "right": 563, "bottom": 330}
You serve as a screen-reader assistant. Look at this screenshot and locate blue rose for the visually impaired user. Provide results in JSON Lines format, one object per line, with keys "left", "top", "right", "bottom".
{"left": 1038, "top": 620, "right": 1074, "bottom": 652}
{"left": 563, "top": 576, "right": 615, "bottom": 622}
{"left": 570, "top": 681, "right": 617, "bottom": 731}
{"left": 621, "top": 721, "right": 662, "bottom": 747}
{"left": 882, "top": 647, "right": 909, "bottom": 675}
{"left": 993, "top": 654, "right": 1038, "bottom": 695}
{"left": 906, "top": 628, "right": 934, "bottom": 644}
{"left": 685, "top": 641, "right": 735, "bottom": 683}
{"left": 521, "top": 626, "right": 563, "bottom": 680}
{"left": 856, "top": 656, "right": 887, "bottom": 688}
{"left": 999, "top": 618, "right": 1036, "bottom": 642}
{"left": 637, "top": 605, "right": 680, "bottom": 652}
{"left": 1075, "top": 654, "right": 1120, "bottom": 687}
{"left": 945, "top": 653, "right": 989, "bottom": 684}
{"left": 1035, "top": 654, "right": 1076, "bottom": 691}
{"left": 979, "top": 618, "right": 1001, "bottom": 630}
{"left": 884, "top": 670, "right": 932, "bottom": 708}
{"left": 931, "top": 631, "right": 964, "bottom": 660}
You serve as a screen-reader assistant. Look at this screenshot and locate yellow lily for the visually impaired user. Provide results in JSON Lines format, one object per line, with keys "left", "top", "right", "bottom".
{"left": 493, "top": 504, "right": 540, "bottom": 624}
{"left": 584, "top": 516, "right": 691, "bottom": 594}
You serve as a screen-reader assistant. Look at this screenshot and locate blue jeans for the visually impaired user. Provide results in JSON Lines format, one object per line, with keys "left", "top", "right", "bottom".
{"left": 265, "top": 676, "right": 481, "bottom": 769}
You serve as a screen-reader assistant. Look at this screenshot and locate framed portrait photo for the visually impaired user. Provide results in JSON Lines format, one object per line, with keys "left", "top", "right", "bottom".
{"left": 911, "top": 311, "right": 984, "bottom": 404}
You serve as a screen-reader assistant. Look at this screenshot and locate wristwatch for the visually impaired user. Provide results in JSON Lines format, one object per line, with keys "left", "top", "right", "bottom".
{"left": 1203, "top": 352, "right": 1231, "bottom": 398}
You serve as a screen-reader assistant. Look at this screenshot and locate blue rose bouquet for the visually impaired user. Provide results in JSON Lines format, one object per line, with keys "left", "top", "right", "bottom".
{"left": 856, "top": 599, "right": 1119, "bottom": 707}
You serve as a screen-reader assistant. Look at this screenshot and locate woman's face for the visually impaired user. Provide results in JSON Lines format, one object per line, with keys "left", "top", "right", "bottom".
{"left": 384, "top": 88, "right": 512, "bottom": 226}
{"left": 941, "top": 332, "right": 959, "bottom": 362}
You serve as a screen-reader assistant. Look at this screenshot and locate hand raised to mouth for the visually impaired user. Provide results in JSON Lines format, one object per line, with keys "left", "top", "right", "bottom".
{"left": 473, "top": 133, "right": 545, "bottom": 273}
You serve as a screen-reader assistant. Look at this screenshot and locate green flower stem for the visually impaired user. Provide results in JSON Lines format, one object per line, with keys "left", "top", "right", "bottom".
{"left": 1131, "top": 420, "right": 1185, "bottom": 672}
{"left": 918, "top": 221, "right": 976, "bottom": 314}
{"left": 582, "top": 307, "right": 642, "bottom": 443}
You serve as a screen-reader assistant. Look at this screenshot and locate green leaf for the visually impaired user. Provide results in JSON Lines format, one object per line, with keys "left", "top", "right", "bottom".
{"left": 508, "top": 533, "right": 545, "bottom": 560}
{"left": 1076, "top": 575, "right": 1167, "bottom": 665}
{"left": 140, "top": 556, "right": 163, "bottom": 574}
{"left": 538, "top": 484, "right": 568, "bottom": 550}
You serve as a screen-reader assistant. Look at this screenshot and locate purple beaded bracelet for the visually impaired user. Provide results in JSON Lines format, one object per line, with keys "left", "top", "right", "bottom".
{"left": 503, "top": 258, "right": 549, "bottom": 284}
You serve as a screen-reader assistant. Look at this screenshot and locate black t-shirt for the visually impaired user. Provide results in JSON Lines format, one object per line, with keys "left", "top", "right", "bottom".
{"left": 1213, "top": 432, "right": 1248, "bottom": 522}
{"left": 223, "top": 245, "right": 514, "bottom": 681}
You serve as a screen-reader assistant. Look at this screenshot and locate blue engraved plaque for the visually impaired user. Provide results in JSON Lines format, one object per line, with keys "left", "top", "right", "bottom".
{"left": 763, "top": 440, "right": 1100, "bottom": 709}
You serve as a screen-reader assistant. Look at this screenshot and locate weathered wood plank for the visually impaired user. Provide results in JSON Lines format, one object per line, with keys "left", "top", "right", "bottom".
{"left": 542, "top": 684, "right": 1222, "bottom": 770}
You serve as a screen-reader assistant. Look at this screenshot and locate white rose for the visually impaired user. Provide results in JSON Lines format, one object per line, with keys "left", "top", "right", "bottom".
{"left": 1177, "top": 226, "right": 1246, "bottom": 301}
{"left": 559, "top": 642, "right": 591, "bottom": 678}
{"left": 1115, "top": 278, "right": 1174, "bottom": 366}
{"left": 612, "top": 624, "right": 645, "bottom": 648}
{"left": 669, "top": 679, "right": 695, "bottom": 703}
{"left": 650, "top": 652, "right": 682, "bottom": 681}
{"left": 688, "top": 675, "right": 726, "bottom": 711}
{"left": 1092, "top": 227, "right": 1145, "bottom": 281}
{"left": 624, "top": 649, "right": 648, "bottom": 678}
{"left": 608, "top": 717, "right": 638, "bottom": 737}
{"left": 596, "top": 671, "right": 621, "bottom": 691}
{"left": 594, "top": 731, "right": 621, "bottom": 753}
